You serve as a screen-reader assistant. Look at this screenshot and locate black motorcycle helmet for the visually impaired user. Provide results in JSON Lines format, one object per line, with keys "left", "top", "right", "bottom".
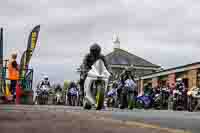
{"left": 56, "top": 84, "right": 61, "bottom": 89}
{"left": 55, "top": 84, "right": 62, "bottom": 91}
{"left": 90, "top": 43, "right": 101, "bottom": 57}
{"left": 70, "top": 81, "right": 76, "bottom": 88}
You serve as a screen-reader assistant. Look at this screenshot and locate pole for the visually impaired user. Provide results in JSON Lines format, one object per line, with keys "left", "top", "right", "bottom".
{"left": 0, "top": 28, "right": 3, "bottom": 96}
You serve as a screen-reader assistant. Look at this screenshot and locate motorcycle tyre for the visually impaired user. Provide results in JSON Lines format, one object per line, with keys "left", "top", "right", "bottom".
{"left": 106, "top": 98, "right": 111, "bottom": 108}
{"left": 71, "top": 95, "right": 77, "bottom": 106}
{"left": 96, "top": 82, "right": 105, "bottom": 110}
{"left": 83, "top": 98, "right": 92, "bottom": 110}
{"left": 136, "top": 100, "right": 143, "bottom": 109}
{"left": 34, "top": 96, "right": 38, "bottom": 105}
{"left": 114, "top": 99, "right": 119, "bottom": 108}
{"left": 172, "top": 100, "right": 176, "bottom": 111}
{"left": 187, "top": 96, "right": 193, "bottom": 112}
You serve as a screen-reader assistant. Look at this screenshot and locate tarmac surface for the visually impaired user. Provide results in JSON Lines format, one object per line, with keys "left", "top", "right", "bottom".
{"left": 0, "top": 105, "right": 196, "bottom": 133}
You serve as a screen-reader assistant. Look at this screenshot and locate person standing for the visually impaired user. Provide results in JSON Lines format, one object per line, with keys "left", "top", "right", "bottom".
{"left": 8, "top": 52, "right": 19, "bottom": 99}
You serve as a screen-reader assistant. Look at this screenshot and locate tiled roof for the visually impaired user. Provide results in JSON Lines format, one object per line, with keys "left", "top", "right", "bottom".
{"left": 105, "top": 48, "right": 160, "bottom": 68}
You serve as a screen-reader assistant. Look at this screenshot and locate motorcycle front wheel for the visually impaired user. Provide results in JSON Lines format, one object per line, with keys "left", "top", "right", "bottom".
{"left": 83, "top": 97, "right": 92, "bottom": 110}
{"left": 136, "top": 99, "right": 143, "bottom": 109}
{"left": 38, "top": 95, "right": 42, "bottom": 105}
{"left": 34, "top": 96, "right": 38, "bottom": 105}
{"left": 187, "top": 96, "right": 193, "bottom": 112}
{"left": 71, "top": 95, "right": 78, "bottom": 106}
{"left": 106, "top": 98, "right": 112, "bottom": 108}
{"left": 95, "top": 81, "right": 105, "bottom": 110}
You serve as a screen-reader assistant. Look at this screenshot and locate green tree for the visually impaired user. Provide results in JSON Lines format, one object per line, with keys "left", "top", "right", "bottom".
{"left": 63, "top": 80, "right": 70, "bottom": 91}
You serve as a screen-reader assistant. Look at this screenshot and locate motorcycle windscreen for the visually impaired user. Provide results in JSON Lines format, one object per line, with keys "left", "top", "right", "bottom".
{"left": 87, "top": 59, "right": 110, "bottom": 78}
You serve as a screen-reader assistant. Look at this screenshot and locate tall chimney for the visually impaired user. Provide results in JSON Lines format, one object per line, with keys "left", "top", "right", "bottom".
{"left": 113, "top": 34, "right": 120, "bottom": 51}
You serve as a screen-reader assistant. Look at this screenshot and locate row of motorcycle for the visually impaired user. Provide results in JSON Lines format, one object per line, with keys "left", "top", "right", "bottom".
{"left": 33, "top": 83, "right": 200, "bottom": 112}
{"left": 33, "top": 85, "right": 81, "bottom": 106}
{"left": 106, "top": 85, "right": 200, "bottom": 112}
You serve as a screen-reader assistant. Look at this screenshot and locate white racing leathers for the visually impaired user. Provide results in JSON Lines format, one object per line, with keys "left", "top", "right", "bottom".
{"left": 84, "top": 59, "right": 111, "bottom": 105}
{"left": 40, "top": 85, "right": 50, "bottom": 91}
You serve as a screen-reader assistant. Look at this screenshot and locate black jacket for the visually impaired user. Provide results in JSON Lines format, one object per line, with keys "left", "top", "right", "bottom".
{"left": 82, "top": 53, "right": 109, "bottom": 72}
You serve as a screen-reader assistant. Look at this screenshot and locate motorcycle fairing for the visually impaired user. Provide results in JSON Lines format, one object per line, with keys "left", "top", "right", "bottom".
{"left": 84, "top": 59, "right": 111, "bottom": 105}
{"left": 137, "top": 95, "right": 152, "bottom": 107}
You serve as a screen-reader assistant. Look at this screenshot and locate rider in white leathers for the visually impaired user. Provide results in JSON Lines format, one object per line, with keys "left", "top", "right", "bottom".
{"left": 80, "top": 44, "right": 110, "bottom": 106}
{"left": 37, "top": 75, "right": 51, "bottom": 89}
{"left": 33, "top": 75, "right": 51, "bottom": 104}
{"left": 80, "top": 44, "right": 109, "bottom": 90}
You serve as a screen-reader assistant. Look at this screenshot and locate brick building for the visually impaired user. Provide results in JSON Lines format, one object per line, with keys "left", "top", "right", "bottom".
{"left": 136, "top": 62, "right": 200, "bottom": 93}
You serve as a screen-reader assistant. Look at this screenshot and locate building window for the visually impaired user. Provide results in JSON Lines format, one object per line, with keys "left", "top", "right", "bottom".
{"left": 182, "top": 78, "right": 189, "bottom": 88}
{"left": 197, "top": 69, "right": 200, "bottom": 88}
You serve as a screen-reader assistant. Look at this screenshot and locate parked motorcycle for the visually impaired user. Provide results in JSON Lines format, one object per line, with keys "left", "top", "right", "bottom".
{"left": 152, "top": 88, "right": 170, "bottom": 109}
{"left": 54, "top": 91, "right": 65, "bottom": 105}
{"left": 187, "top": 87, "right": 200, "bottom": 112}
{"left": 83, "top": 59, "right": 110, "bottom": 110}
{"left": 172, "top": 88, "right": 187, "bottom": 111}
{"left": 106, "top": 88, "right": 118, "bottom": 108}
{"left": 68, "top": 87, "right": 79, "bottom": 106}
{"left": 35, "top": 85, "right": 52, "bottom": 105}
{"left": 160, "top": 88, "right": 170, "bottom": 109}
{"left": 152, "top": 92, "right": 161, "bottom": 109}
{"left": 136, "top": 94, "right": 153, "bottom": 109}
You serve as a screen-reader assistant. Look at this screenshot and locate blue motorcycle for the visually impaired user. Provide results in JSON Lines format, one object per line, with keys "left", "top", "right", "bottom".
{"left": 106, "top": 88, "right": 118, "bottom": 108}
{"left": 68, "top": 88, "right": 79, "bottom": 106}
{"left": 136, "top": 94, "right": 153, "bottom": 109}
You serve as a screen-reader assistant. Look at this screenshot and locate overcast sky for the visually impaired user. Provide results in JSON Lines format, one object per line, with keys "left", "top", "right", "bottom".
{"left": 1, "top": 0, "right": 200, "bottom": 85}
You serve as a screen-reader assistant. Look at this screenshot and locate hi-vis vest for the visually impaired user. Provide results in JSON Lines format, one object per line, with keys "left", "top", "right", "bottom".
{"left": 8, "top": 60, "right": 19, "bottom": 80}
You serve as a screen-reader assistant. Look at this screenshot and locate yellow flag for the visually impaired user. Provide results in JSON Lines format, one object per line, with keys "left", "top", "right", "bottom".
{"left": 5, "top": 81, "right": 11, "bottom": 96}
